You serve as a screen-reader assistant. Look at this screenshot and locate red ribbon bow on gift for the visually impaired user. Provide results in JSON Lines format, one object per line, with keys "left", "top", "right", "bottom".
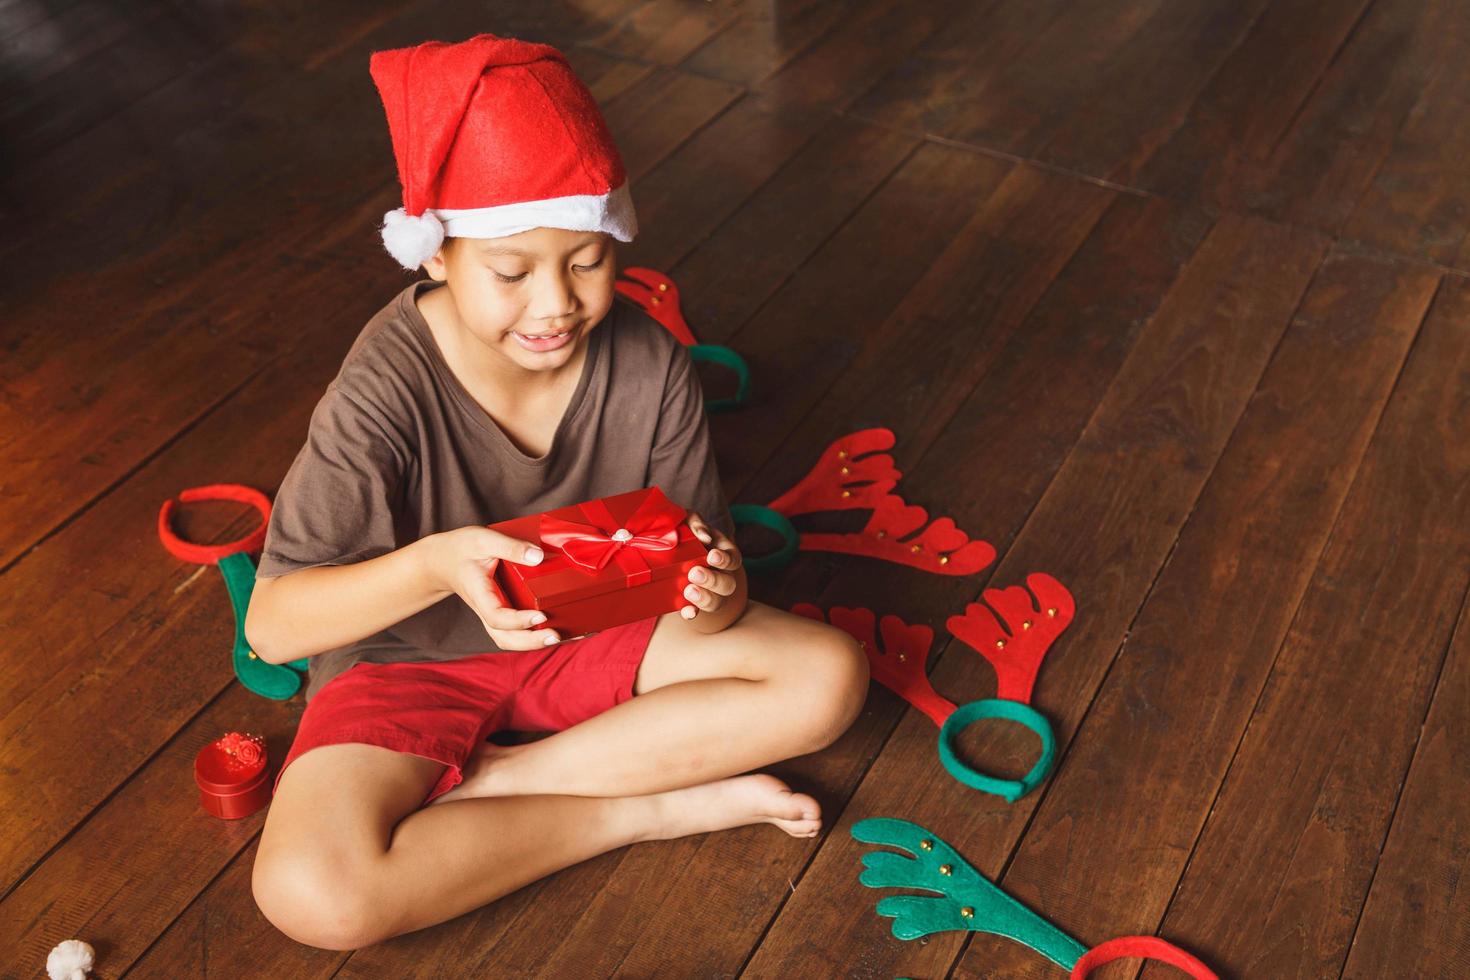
{"left": 539, "top": 492, "right": 684, "bottom": 585}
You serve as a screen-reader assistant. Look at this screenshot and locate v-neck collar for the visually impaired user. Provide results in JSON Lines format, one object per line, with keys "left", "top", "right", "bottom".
{"left": 401, "top": 280, "right": 605, "bottom": 468}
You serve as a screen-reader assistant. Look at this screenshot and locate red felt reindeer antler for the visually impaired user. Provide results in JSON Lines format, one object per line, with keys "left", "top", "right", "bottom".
{"left": 793, "top": 604, "right": 956, "bottom": 727}
{"left": 947, "top": 573, "right": 1075, "bottom": 704}
{"left": 769, "top": 428, "right": 900, "bottom": 514}
{"left": 768, "top": 428, "right": 995, "bottom": 576}
{"left": 615, "top": 267, "right": 698, "bottom": 346}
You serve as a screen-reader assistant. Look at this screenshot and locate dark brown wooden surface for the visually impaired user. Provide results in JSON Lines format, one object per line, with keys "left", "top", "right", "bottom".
{"left": 2, "top": 2, "right": 1468, "bottom": 978}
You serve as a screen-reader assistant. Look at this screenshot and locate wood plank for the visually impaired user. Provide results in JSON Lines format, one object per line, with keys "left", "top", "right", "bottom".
{"left": 1145, "top": 275, "right": 1470, "bottom": 978}
{"left": 678, "top": 0, "right": 856, "bottom": 87}
{"left": 0, "top": 684, "right": 302, "bottom": 975}
{"left": 1135, "top": 0, "right": 1375, "bottom": 213}
{"left": 1341, "top": 592, "right": 1470, "bottom": 979}
{"left": 720, "top": 163, "right": 1115, "bottom": 491}
{"left": 1028, "top": 0, "right": 1273, "bottom": 181}
{"left": 1341, "top": 22, "right": 1470, "bottom": 266}
{"left": 695, "top": 141, "right": 1011, "bottom": 482}
{"left": 847, "top": 0, "right": 1274, "bottom": 181}
{"left": 620, "top": 92, "right": 834, "bottom": 274}
{"left": 954, "top": 250, "right": 1438, "bottom": 976}
{"left": 741, "top": 214, "right": 1328, "bottom": 979}
{"left": 584, "top": 0, "right": 741, "bottom": 66}
{"left": 0, "top": 2, "right": 230, "bottom": 162}
{"left": 123, "top": 842, "right": 349, "bottom": 979}
{"left": 753, "top": 0, "right": 968, "bottom": 112}
{"left": 0, "top": 333, "right": 356, "bottom": 896}
{"left": 644, "top": 110, "right": 918, "bottom": 344}
{"left": 1210, "top": 0, "right": 1459, "bottom": 234}
{"left": 842, "top": 0, "right": 1072, "bottom": 142}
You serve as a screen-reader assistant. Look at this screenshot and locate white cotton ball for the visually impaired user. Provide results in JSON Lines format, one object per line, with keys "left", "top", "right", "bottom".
{"left": 380, "top": 207, "right": 445, "bottom": 270}
{"left": 46, "top": 939, "right": 94, "bottom": 980}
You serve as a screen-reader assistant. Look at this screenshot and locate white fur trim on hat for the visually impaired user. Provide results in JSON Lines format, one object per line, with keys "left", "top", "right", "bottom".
{"left": 433, "top": 181, "right": 638, "bottom": 246}
{"left": 381, "top": 208, "right": 446, "bottom": 270}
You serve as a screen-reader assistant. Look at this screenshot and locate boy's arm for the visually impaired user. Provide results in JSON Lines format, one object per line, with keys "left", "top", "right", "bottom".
{"left": 246, "top": 528, "right": 555, "bottom": 664}
{"left": 246, "top": 537, "right": 441, "bottom": 664}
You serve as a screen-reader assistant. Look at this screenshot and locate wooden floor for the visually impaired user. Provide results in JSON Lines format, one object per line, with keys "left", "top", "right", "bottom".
{"left": 4, "top": 1, "right": 1470, "bottom": 977}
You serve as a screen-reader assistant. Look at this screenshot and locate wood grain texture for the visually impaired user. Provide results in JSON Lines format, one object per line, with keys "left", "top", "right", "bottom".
{"left": 9, "top": 1, "right": 1470, "bottom": 974}
{"left": 1342, "top": 589, "right": 1470, "bottom": 979}
{"left": 745, "top": 214, "right": 1327, "bottom": 979}
{"left": 0, "top": 685, "right": 303, "bottom": 976}
{"left": 956, "top": 250, "right": 1439, "bottom": 977}
{"left": 1146, "top": 274, "right": 1470, "bottom": 979}
{"left": 1135, "top": 0, "right": 1376, "bottom": 212}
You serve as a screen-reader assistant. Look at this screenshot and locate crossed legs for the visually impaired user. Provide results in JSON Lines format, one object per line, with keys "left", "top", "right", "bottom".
{"left": 251, "top": 602, "right": 867, "bottom": 950}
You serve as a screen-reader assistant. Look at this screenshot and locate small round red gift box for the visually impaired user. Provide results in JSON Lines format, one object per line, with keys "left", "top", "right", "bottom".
{"left": 194, "top": 732, "right": 270, "bottom": 819}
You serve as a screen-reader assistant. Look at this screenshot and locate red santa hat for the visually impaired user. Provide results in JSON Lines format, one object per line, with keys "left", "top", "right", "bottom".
{"left": 369, "top": 34, "right": 637, "bottom": 270}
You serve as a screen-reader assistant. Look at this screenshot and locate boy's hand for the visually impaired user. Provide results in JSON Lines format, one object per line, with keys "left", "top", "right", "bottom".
{"left": 424, "top": 526, "right": 562, "bottom": 649}
{"left": 680, "top": 512, "right": 743, "bottom": 620}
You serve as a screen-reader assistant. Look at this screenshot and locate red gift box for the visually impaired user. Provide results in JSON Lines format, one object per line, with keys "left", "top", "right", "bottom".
{"left": 194, "top": 732, "right": 271, "bottom": 819}
{"left": 489, "top": 486, "right": 704, "bottom": 637}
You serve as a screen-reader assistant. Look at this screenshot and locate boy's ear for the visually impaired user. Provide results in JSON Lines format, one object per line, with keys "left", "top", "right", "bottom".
{"left": 422, "top": 239, "right": 451, "bottom": 281}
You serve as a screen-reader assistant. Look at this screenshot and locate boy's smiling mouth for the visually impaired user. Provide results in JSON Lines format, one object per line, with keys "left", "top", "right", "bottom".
{"left": 511, "top": 325, "right": 577, "bottom": 353}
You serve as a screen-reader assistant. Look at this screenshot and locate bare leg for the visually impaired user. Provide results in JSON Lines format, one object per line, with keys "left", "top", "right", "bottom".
{"left": 433, "top": 602, "right": 867, "bottom": 803}
{"left": 254, "top": 743, "right": 821, "bottom": 950}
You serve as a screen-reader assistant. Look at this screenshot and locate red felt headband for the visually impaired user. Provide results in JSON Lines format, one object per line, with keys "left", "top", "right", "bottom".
{"left": 158, "top": 484, "right": 272, "bottom": 564}
{"left": 1069, "top": 936, "right": 1218, "bottom": 979}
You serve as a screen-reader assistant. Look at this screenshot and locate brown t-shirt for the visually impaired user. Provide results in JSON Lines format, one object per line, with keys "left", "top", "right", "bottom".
{"left": 258, "top": 279, "right": 733, "bottom": 701}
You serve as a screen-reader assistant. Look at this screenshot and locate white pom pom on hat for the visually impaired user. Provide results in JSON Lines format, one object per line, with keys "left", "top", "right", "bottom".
{"left": 47, "top": 939, "right": 95, "bottom": 980}
{"left": 380, "top": 208, "right": 445, "bottom": 271}
{"left": 369, "top": 34, "right": 637, "bottom": 270}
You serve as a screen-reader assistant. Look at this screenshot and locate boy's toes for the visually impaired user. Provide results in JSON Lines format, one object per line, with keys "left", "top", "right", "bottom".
{"left": 750, "top": 777, "right": 822, "bottom": 837}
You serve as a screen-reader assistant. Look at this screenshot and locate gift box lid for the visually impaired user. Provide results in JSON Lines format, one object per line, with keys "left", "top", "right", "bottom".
{"left": 194, "top": 732, "right": 268, "bottom": 796}
{"left": 494, "top": 486, "right": 701, "bottom": 605}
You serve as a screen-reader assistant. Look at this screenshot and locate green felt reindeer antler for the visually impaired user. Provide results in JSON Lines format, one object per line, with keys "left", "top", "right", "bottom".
{"left": 852, "top": 817, "right": 1088, "bottom": 970}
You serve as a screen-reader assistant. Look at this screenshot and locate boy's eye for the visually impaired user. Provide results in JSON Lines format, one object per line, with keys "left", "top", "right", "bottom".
{"left": 574, "top": 257, "right": 605, "bottom": 273}
{"left": 492, "top": 270, "right": 527, "bottom": 283}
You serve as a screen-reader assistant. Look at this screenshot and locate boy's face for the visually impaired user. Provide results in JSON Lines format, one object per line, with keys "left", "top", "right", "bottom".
{"left": 424, "top": 226, "right": 617, "bottom": 374}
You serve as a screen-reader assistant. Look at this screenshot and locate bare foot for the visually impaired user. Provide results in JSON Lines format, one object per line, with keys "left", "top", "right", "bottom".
{"left": 645, "top": 773, "right": 822, "bottom": 840}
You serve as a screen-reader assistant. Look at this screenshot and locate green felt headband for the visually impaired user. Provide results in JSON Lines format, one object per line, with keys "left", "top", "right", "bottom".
{"left": 689, "top": 344, "right": 750, "bottom": 413}
{"left": 729, "top": 503, "right": 800, "bottom": 571}
{"left": 937, "top": 699, "right": 1057, "bottom": 803}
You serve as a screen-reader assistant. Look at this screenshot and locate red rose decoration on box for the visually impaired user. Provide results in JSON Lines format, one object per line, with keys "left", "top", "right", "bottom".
{"left": 488, "top": 486, "right": 706, "bottom": 637}
{"left": 195, "top": 730, "right": 271, "bottom": 820}
{"left": 218, "top": 731, "right": 265, "bottom": 767}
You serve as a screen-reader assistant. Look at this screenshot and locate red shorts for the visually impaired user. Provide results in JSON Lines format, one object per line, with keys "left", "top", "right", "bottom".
{"left": 273, "top": 616, "right": 659, "bottom": 805}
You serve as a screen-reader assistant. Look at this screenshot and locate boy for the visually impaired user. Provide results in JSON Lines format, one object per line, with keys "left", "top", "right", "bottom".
{"left": 246, "top": 34, "right": 868, "bottom": 951}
